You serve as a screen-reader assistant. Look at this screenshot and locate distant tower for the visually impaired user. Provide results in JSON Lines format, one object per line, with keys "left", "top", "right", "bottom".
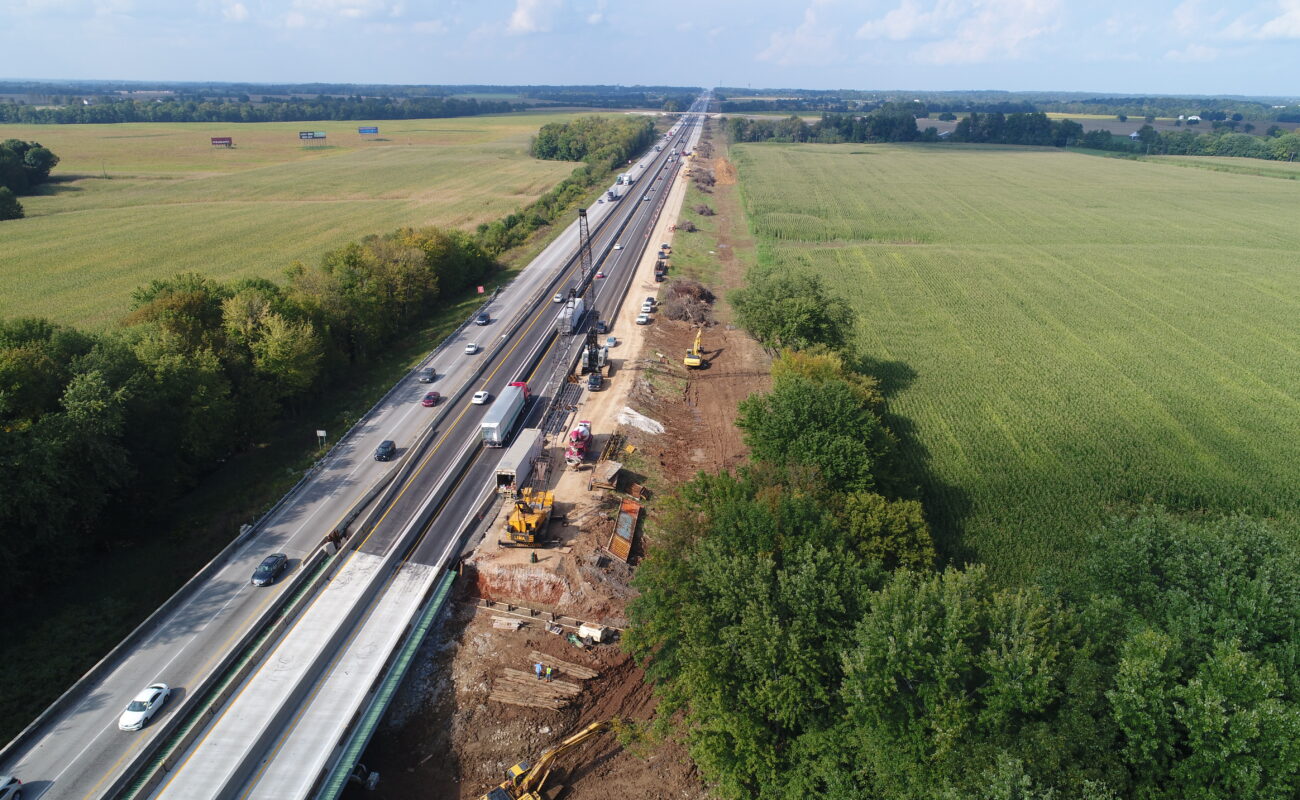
{"left": 577, "top": 208, "right": 594, "bottom": 283}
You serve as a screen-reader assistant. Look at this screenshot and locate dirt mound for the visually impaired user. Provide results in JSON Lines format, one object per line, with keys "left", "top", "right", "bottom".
{"left": 714, "top": 158, "right": 738, "bottom": 185}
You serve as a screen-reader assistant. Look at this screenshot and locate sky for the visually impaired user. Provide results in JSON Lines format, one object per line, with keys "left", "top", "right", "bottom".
{"left": 2, "top": 0, "right": 1299, "bottom": 97}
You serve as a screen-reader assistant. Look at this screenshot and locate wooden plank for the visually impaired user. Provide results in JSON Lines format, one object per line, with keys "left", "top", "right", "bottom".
{"left": 528, "top": 651, "right": 599, "bottom": 680}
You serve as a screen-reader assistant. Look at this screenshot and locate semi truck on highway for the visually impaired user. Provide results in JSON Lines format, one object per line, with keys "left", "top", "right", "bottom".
{"left": 495, "top": 427, "right": 543, "bottom": 494}
{"left": 557, "top": 296, "right": 586, "bottom": 334}
{"left": 480, "top": 381, "right": 531, "bottom": 447}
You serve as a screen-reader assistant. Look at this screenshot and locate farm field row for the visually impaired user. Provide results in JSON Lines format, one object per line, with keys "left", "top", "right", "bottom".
{"left": 732, "top": 142, "right": 1300, "bottom": 581}
{"left": 0, "top": 114, "right": 580, "bottom": 327}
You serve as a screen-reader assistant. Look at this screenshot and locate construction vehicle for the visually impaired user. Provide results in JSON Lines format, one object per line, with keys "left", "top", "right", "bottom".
{"left": 479, "top": 720, "right": 613, "bottom": 800}
{"left": 499, "top": 487, "right": 554, "bottom": 548}
{"left": 565, "top": 421, "right": 592, "bottom": 466}
{"left": 577, "top": 330, "right": 607, "bottom": 376}
{"left": 683, "top": 329, "right": 704, "bottom": 368}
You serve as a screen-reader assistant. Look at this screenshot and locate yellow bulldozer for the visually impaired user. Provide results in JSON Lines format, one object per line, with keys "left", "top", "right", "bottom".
{"left": 499, "top": 487, "right": 554, "bottom": 547}
{"left": 478, "top": 720, "right": 613, "bottom": 800}
{"left": 683, "top": 328, "right": 704, "bottom": 369}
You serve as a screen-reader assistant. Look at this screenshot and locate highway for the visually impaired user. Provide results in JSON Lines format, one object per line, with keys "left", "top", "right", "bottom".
{"left": 0, "top": 97, "right": 706, "bottom": 800}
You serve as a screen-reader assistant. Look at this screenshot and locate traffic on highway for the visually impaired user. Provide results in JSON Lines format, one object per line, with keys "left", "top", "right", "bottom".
{"left": 0, "top": 95, "right": 708, "bottom": 800}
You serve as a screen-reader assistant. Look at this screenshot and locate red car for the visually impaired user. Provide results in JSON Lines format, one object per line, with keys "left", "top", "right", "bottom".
{"left": 421, "top": 391, "right": 441, "bottom": 407}
{"left": 595, "top": 271, "right": 606, "bottom": 279}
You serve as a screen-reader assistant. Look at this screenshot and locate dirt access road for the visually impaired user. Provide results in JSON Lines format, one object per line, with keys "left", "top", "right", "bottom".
{"left": 348, "top": 132, "right": 769, "bottom": 800}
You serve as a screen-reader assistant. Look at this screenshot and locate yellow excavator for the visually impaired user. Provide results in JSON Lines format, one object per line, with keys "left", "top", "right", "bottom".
{"left": 683, "top": 328, "right": 704, "bottom": 369}
{"left": 479, "top": 720, "right": 613, "bottom": 800}
{"left": 499, "top": 487, "right": 554, "bottom": 547}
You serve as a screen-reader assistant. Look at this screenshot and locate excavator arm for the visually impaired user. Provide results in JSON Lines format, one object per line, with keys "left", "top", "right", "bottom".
{"left": 515, "top": 720, "right": 612, "bottom": 795}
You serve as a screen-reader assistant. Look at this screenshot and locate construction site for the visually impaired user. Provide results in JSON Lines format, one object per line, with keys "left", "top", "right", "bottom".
{"left": 345, "top": 125, "right": 769, "bottom": 800}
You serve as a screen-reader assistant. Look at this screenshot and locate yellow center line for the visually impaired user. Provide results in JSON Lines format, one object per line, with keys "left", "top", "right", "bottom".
{"left": 150, "top": 216, "right": 583, "bottom": 798}
{"left": 131, "top": 123, "right": 695, "bottom": 797}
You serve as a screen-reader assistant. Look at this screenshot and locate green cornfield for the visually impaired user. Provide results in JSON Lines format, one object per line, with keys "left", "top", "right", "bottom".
{"left": 0, "top": 114, "right": 581, "bottom": 328}
{"left": 733, "top": 142, "right": 1300, "bottom": 581}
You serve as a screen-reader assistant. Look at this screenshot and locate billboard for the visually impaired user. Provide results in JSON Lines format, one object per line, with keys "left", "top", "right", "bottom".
{"left": 298, "top": 131, "right": 327, "bottom": 140}
{"left": 358, "top": 126, "right": 379, "bottom": 135}
{"left": 210, "top": 137, "right": 233, "bottom": 147}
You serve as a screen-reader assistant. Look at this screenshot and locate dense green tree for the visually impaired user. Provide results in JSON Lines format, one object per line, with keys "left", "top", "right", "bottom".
{"left": 843, "top": 566, "right": 1100, "bottom": 798}
{"left": 731, "top": 271, "right": 854, "bottom": 352}
{"left": 837, "top": 492, "right": 934, "bottom": 571}
{"left": 0, "top": 186, "right": 22, "bottom": 220}
{"left": 737, "top": 373, "right": 890, "bottom": 492}
{"left": 626, "top": 469, "right": 884, "bottom": 799}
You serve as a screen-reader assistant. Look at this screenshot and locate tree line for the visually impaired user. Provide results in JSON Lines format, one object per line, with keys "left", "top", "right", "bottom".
{"left": 714, "top": 87, "right": 1299, "bottom": 123}
{"left": 0, "top": 138, "right": 60, "bottom": 220}
{"left": 530, "top": 115, "right": 656, "bottom": 166}
{"left": 0, "top": 95, "right": 515, "bottom": 125}
{"left": 629, "top": 261, "right": 1300, "bottom": 798}
{"left": 727, "top": 105, "right": 930, "bottom": 144}
{"left": 0, "top": 228, "right": 496, "bottom": 605}
{"left": 726, "top": 109, "right": 1300, "bottom": 164}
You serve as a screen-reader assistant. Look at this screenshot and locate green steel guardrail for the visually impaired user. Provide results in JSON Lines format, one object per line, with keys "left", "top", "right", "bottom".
{"left": 315, "top": 570, "right": 457, "bottom": 799}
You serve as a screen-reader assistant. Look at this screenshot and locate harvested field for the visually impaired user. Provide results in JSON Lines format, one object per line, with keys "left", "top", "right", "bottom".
{"left": 0, "top": 114, "right": 582, "bottom": 327}
{"left": 732, "top": 141, "right": 1300, "bottom": 581}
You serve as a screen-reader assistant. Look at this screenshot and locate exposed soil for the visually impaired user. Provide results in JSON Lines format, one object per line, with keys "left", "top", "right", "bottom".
{"left": 349, "top": 124, "right": 765, "bottom": 800}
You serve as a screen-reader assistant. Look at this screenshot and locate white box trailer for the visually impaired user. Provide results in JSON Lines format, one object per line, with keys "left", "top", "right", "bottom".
{"left": 480, "top": 382, "right": 530, "bottom": 447}
{"left": 495, "top": 427, "right": 543, "bottom": 494}
{"left": 557, "top": 296, "right": 586, "bottom": 334}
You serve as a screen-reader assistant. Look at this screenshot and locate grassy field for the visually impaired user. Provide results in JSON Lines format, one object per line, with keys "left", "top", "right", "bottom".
{"left": 0, "top": 114, "right": 581, "bottom": 327}
{"left": 732, "top": 142, "right": 1300, "bottom": 581}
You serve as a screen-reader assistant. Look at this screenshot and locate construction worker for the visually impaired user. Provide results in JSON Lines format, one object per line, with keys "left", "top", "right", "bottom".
{"left": 545, "top": 666, "right": 554, "bottom": 682}
{"left": 534, "top": 662, "right": 543, "bottom": 680}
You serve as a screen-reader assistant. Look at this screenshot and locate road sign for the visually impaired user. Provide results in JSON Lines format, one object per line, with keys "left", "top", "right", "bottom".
{"left": 211, "top": 137, "right": 233, "bottom": 147}
{"left": 299, "top": 131, "right": 327, "bottom": 140}
{"left": 358, "top": 126, "right": 379, "bottom": 135}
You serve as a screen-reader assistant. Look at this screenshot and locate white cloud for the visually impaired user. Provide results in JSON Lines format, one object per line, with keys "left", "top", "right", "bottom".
{"left": 222, "top": 1, "right": 248, "bottom": 22}
{"left": 855, "top": 0, "right": 1062, "bottom": 65}
{"left": 1165, "top": 42, "right": 1219, "bottom": 60}
{"left": 758, "top": 1, "right": 842, "bottom": 67}
{"left": 289, "top": 0, "right": 398, "bottom": 21}
{"left": 586, "top": 0, "right": 604, "bottom": 25}
{"left": 411, "top": 18, "right": 446, "bottom": 33}
{"left": 507, "top": 0, "right": 561, "bottom": 35}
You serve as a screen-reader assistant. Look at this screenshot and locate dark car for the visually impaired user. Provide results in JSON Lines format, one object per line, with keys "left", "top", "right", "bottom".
{"left": 251, "top": 553, "right": 289, "bottom": 587}
{"left": 374, "top": 440, "right": 397, "bottom": 461}
{"left": 595, "top": 320, "right": 608, "bottom": 334}
{"left": 587, "top": 373, "right": 602, "bottom": 391}
{"left": 421, "top": 391, "right": 441, "bottom": 407}
{"left": 475, "top": 312, "right": 490, "bottom": 326}
{"left": 417, "top": 366, "right": 436, "bottom": 383}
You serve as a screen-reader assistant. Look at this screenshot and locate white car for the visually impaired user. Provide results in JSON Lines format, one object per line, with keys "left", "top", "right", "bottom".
{"left": 464, "top": 342, "right": 479, "bottom": 355}
{"left": 471, "top": 391, "right": 491, "bottom": 405}
{"left": 119, "top": 683, "right": 170, "bottom": 731}
{"left": 553, "top": 293, "right": 564, "bottom": 303}
{"left": 635, "top": 314, "right": 651, "bottom": 325}
{"left": 612, "top": 243, "right": 623, "bottom": 250}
